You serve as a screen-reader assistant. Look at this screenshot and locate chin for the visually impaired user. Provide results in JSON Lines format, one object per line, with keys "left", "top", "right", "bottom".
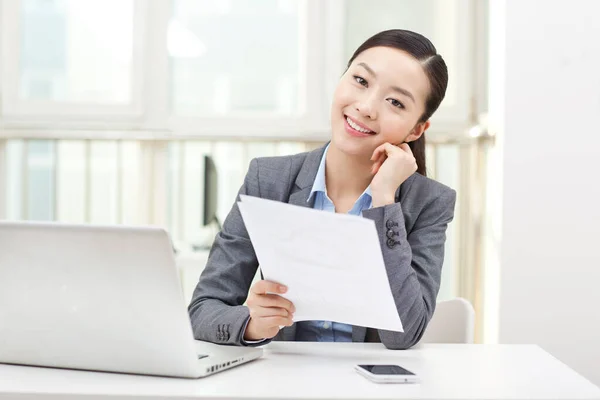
{"left": 330, "top": 129, "right": 374, "bottom": 158}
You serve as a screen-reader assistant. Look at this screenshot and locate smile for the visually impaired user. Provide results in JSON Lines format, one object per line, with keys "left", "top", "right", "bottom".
{"left": 344, "top": 115, "right": 375, "bottom": 135}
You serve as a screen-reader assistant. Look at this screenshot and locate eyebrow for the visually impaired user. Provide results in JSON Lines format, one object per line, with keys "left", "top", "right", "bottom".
{"left": 357, "top": 62, "right": 416, "bottom": 103}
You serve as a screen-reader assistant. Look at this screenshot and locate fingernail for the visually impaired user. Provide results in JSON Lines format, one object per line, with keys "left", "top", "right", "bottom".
{"left": 279, "top": 285, "right": 287, "bottom": 293}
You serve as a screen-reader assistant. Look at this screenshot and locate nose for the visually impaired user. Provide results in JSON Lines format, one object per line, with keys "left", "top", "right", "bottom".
{"left": 355, "top": 94, "right": 377, "bottom": 120}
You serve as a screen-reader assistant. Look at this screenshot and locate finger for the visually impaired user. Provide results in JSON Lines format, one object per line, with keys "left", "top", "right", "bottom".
{"left": 251, "top": 280, "right": 287, "bottom": 295}
{"left": 382, "top": 142, "right": 401, "bottom": 155}
{"left": 371, "top": 149, "right": 386, "bottom": 171}
{"left": 399, "top": 142, "right": 413, "bottom": 155}
{"left": 371, "top": 158, "right": 383, "bottom": 174}
{"left": 260, "top": 316, "right": 294, "bottom": 328}
{"left": 255, "top": 293, "right": 296, "bottom": 313}
{"left": 372, "top": 142, "right": 403, "bottom": 161}
{"left": 371, "top": 150, "right": 388, "bottom": 173}
{"left": 370, "top": 143, "right": 387, "bottom": 161}
{"left": 253, "top": 306, "right": 291, "bottom": 318}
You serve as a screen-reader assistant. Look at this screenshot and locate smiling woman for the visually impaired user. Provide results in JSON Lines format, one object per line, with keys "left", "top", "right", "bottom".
{"left": 188, "top": 29, "right": 457, "bottom": 350}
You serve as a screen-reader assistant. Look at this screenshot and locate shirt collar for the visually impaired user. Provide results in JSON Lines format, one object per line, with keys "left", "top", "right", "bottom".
{"left": 307, "top": 144, "right": 372, "bottom": 202}
{"left": 308, "top": 144, "right": 329, "bottom": 201}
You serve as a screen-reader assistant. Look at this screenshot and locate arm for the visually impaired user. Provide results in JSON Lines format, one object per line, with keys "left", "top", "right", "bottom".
{"left": 188, "top": 159, "right": 267, "bottom": 346}
{"left": 362, "top": 188, "right": 456, "bottom": 349}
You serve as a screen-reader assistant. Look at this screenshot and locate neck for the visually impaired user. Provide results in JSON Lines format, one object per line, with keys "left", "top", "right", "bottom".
{"left": 324, "top": 144, "right": 372, "bottom": 200}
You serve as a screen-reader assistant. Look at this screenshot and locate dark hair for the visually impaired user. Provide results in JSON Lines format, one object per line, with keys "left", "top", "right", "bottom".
{"left": 347, "top": 29, "right": 448, "bottom": 176}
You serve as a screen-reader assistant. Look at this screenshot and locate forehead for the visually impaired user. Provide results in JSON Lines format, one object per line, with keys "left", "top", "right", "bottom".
{"left": 351, "top": 46, "right": 430, "bottom": 102}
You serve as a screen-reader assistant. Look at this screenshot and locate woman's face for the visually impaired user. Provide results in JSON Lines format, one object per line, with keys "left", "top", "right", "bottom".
{"left": 330, "top": 46, "right": 431, "bottom": 158}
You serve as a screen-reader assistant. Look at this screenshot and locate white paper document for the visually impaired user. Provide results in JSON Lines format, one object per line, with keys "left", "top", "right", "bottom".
{"left": 238, "top": 195, "right": 403, "bottom": 332}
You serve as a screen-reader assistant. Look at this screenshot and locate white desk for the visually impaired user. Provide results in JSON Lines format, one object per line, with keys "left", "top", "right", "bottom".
{"left": 1, "top": 342, "right": 599, "bottom": 400}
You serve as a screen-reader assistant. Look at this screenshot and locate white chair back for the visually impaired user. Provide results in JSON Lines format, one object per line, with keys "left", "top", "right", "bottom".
{"left": 419, "top": 298, "right": 475, "bottom": 344}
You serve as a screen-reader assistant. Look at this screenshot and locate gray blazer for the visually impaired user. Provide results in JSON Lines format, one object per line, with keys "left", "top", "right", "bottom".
{"left": 188, "top": 144, "right": 456, "bottom": 349}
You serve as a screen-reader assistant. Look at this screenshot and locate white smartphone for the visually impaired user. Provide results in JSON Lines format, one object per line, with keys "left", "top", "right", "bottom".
{"left": 354, "top": 364, "right": 419, "bottom": 384}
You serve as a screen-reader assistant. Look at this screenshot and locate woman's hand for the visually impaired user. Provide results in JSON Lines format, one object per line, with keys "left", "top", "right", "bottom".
{"left": 243, "top": 280, "right": 295, "bottom": 341}
{"left": 370, "top": 143, "right": 417, "bottom": 207}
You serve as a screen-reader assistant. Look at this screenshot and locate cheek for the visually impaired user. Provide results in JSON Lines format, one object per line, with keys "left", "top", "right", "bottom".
{"left": 379, "top": 114, "right": 412, "bottom": 141}
{"left": 332, "top": 82, "right": 354, "bottom": 108}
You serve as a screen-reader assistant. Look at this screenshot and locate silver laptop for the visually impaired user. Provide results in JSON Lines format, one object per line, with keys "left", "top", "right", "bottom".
{"left": 0, "top": 221, "right": 262, "bottom": 378}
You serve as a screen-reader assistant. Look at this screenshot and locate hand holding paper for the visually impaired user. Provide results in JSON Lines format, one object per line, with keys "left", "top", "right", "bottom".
{"left": 244, "top": 280, "right": 295, "bottom": 341}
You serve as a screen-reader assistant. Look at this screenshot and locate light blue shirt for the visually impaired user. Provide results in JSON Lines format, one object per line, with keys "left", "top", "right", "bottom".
{"left": 294, "top": 145, "right": 373, "bottom": 342}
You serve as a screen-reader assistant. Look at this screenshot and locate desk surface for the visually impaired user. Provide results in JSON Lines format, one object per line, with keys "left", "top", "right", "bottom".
{"left": 1, "top": 342, "right": 599, "bottom": 400}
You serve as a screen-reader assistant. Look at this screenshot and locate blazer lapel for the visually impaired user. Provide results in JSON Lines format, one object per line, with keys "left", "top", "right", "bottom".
{"left": 287, "top": 143, "right": 327, "bottom": 209}
{"left": 288, "top": 186, "right": 314, "bottom": 209}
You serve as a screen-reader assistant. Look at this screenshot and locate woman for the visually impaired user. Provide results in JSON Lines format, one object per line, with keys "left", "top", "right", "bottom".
{"left": 188, "top": 29, "right": 456, "bottom": 350}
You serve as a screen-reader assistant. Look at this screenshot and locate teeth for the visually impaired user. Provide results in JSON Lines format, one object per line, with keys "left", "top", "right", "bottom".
{"left": 346, "top": 117, "right": 373, "bottom": 134}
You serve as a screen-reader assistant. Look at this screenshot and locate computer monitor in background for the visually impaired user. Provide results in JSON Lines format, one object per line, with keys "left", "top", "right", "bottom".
{"left": 202, "top": 155, "right": 221, "bottom": 230}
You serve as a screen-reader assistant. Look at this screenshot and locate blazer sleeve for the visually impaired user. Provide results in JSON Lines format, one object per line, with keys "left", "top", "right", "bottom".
{"left": 361, "top": 188, "right": 457, "bottom": 349}
{"left": 188, "top": 158, "right": 267, "bottom": 346}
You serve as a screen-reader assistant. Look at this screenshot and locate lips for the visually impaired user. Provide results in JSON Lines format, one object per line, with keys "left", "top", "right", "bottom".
{"left": 344, "top": 115, "right": 376, "bottom": 135}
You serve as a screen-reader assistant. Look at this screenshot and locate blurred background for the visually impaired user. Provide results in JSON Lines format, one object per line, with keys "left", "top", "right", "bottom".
{"left": 1, "top": 0, "right": 598, "bottom": 386}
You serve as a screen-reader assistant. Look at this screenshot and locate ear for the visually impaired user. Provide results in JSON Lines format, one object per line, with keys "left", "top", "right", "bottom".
{"left": 405, "top": 121, "right": 430, "bottom": 143}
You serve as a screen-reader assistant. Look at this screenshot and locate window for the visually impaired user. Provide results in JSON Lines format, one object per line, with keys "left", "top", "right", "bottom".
{"left": 1, "top": 0, "right": 142, "bottom": 120}
{"left": 20, "top": 0, "right": 134, "bottom": 104}
{"left": 169, "top": 0, "right": 301, "bottom": 116}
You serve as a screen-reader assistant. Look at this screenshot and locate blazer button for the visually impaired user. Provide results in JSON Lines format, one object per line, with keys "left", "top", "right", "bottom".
{"left": 387, "top": 238, "right": 401, "bottom": 249}
{"left": 386, "top": 220, "right": 399, "bottom": 230}
{"left": 386, "top": 229, "right": 396, "bottom": 239}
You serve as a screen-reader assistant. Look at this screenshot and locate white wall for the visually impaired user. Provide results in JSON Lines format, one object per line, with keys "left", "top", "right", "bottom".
{"left": 492, "top": 0, "right": 600, "bottom": 386}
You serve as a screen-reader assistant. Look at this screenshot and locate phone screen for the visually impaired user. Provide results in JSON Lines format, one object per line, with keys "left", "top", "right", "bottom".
{"left": 358, "top": 364, "right": 415, "bottom": 375}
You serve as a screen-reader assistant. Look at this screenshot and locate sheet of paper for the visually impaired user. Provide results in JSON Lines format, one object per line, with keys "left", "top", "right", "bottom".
{"left": 238, "top": 194, "right": 403, "bottom": 332}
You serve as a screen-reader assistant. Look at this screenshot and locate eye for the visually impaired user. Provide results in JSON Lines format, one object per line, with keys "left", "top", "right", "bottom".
{"left": 387, "top": 98, "right": 405, "bottom": 109}
{"left": 353, "top": 75, "right": 368, "bottom": 87}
